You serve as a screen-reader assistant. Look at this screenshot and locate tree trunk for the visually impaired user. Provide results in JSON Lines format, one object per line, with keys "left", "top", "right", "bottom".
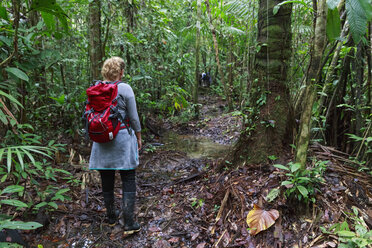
{"left": 88, "top": 0, "right": 103, "bottom": 81}
{"left": 194, "top": 0, "right": 201, "bottom": 118}
{"left": 295, "top": 0, "right": 327, "bottom": 167}
{"left": 205, "top": 0, "right": 233, "bottom": 110}
{"left": 232, "top": 0, "right": 293, "bottom": 165}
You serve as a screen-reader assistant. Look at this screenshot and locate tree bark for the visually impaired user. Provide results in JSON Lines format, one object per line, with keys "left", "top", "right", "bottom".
{"left": 88, "top": 0, "right": 103, "bottom": 81}
{"left": 232, "top": 0, "right": 293, "bottom": 165}
{"left": 295, "top": 0, "right": 327, "bottom": 167}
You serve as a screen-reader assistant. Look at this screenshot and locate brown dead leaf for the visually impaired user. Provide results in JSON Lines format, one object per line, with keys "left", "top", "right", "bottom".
{"left": 196, "top": 242, "right": 206, "bottom": 248}
{"left": 246, "top": 204, "right": 279, "bottom": 235}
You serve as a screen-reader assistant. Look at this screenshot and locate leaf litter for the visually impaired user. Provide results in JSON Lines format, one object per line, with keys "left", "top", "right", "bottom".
{"left": 10, "top": 94, "right": 372, "bottom": 247}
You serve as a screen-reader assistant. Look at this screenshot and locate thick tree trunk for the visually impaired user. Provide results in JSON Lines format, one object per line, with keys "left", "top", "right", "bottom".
{"left": 296, "top": 0, "right": 327, "bottom": 167}
{"left": 205, "top": 0, "right": 233, "bottom": 111}
{"left": 232, "top": 0, "right": 293, "bottom": 165}
{"left": 88, "top": 0, "right": 103, "bottom": 81}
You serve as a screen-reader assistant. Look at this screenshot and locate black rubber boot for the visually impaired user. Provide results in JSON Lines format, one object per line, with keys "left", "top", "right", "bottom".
{"left": 103, "top": 191, "right": 116, "bottom": 226}
{"left": 122, "top": 192, "right": 141, "bottom": 235}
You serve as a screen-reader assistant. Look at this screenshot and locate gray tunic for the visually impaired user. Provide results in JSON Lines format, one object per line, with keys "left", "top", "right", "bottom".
{"left": 89, "top": 83, "right": 141, "bottom": 170}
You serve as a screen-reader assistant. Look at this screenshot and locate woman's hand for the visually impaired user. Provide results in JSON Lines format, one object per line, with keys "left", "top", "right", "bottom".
{"left": 135, "top": 132, "right": 142, "bottom": 151}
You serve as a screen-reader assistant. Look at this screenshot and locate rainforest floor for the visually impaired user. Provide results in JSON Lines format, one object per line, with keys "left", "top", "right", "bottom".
{"left": 21, "top": 91, "right": 372, "bottom": 248}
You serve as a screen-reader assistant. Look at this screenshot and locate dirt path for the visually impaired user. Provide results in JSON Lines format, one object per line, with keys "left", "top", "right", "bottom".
{"left": 27, "top": 94, "right": 242, "bottom": 247}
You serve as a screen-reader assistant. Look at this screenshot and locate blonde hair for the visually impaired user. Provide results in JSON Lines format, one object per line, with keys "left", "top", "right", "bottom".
{"left": 101, "top": 57, "right": 125, "bottom": 81}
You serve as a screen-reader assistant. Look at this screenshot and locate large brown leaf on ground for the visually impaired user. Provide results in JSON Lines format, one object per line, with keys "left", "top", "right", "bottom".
{"left": 246, "top": 204, "right": 279, "bottom": 235}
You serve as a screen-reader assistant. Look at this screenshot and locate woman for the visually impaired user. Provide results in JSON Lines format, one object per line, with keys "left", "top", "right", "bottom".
{"left": 89, "top": 56, "right": 142, "bottom": 235}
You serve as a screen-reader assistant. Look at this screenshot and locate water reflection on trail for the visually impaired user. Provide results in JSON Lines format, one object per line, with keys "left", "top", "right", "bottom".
{"left": 161, "top": 131, "right": 231, "bottom": 159}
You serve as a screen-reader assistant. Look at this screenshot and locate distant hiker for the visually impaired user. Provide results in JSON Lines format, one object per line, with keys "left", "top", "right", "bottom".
{"left": 200, "top": 71, "right": 212, "bottom": 87}
{"left": 87, "top": 56, "right": 142, "bottom": 235}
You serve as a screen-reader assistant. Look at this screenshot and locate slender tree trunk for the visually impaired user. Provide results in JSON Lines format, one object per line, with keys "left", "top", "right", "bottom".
{"left": 228, "top": 34, "right": 234, "bottom": 104}
{"left": 194, "top": 0, "right": 201, "bottom": 118}
{"left": 232, "top": 0, "right": 293, "bottom": 165}
{"left": 296, "top": 0, "right": 327, "bottom": 167}
{"left": 368, "top": 22, "right": 372, "bottom": 111}
{"left": 318, "top": 23, "right": 348, "bottom": 114}
{"left": 88, "top": 0, "right": 103, "bottom": 81}
{"left": 205, "top": 0, "right": 233, "bottom": 110}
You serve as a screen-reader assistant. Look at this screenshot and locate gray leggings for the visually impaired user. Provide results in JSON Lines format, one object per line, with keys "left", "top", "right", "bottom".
{"left": 99, "top": 169, "right": 136, "bottom": 193}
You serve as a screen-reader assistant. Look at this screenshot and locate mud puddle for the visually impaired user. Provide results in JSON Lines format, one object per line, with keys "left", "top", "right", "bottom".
{"left": 160, "top": 131, "right": 231, "bottom": 159}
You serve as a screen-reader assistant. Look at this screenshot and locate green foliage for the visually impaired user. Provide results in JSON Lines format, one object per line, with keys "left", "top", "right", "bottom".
{"left": 321, "top": 207, "right": 372, "bottom": 247}
{"left": 345, "top": 0, "right": 372, "bottom": 43}
{"left": 273, "top": 160, "right": 328, "bottom": 203}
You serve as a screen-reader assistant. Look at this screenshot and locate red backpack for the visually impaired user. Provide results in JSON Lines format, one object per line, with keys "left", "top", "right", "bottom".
{"left": 83, "top": 81, "right": 129, "bottom": 143}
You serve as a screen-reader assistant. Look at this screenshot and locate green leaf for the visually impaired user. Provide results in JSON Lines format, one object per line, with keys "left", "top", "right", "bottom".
{"left": 7, "top": 148, "right": 12, "bottom": 173}
{"left": 0, "top": 199, "right": 28, "bottom": 208}
{"left": 336, "top": 230, "right": 356, "bottom": 237}
{"left": 1, "top": 185, "right": 24, "bottom": 195}
{"left": 14, "top": 148, "right": 24, "bottom": 171}
{"left": 48, "top": 202, "right": 58, "bottom": 209}
{"left": 31, "top": 0, "right": 69, "bottom": 32}
{"left": 359, "top": 0, "right": 372, "bottom": 20}
{"left": 266, "top": 188, "right": 280, "bottom": 202}
{"left": 56, "top": 188, "right": 70, "bottom": 195}
{"left": 0, "top": 242, "right": 23, "bottom": 247}
{"left": 281, "top": 180, "right": 293, "bottom": 186}
{"left": 0, "top": 90, "right": 23, "bottom": 108}
{"left": 290, "top": 163, "right": 301, "bottom": 172}
{"left": 0, "top": 6, "right": 8, "bottom": 20}
{"left": 5, "top": 67, "right": 29, "bottom": 82}
{"left": 41, "top": 11, "right": 56, "bottom": 31}
{"left": 327, "top": 0, "right": 341, "bottom": 9}
{"left": 273, "top": 164, "right": 290, "bottom": 171}
{"left": 327, "top": 8, "right": 341, "bottom": 41}
{"left": 297, "top": 185, "right": 308, "bottom": 198}
{"left": 346, "top": 0, "right": 368, "bottom": 44}
{"left": 0, "top": 220, "right": 42, "bottom": 230}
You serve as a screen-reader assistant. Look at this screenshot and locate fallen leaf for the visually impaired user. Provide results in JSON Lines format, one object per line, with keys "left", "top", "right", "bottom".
{"left": 246, "top": 204, "right": 279, "bottom": 235}
{"left": 196, "top": 242, "right": 206, "bottom": 248}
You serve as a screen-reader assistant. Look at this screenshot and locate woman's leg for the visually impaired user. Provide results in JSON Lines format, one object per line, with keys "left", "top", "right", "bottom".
{"left": 120, "top": 170, "right": 140, "bottom": 234}
{"left": 99, "top": 170, "right": 116, "bottom": 225}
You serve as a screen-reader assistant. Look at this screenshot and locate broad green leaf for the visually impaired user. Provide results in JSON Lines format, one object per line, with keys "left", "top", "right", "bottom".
{"left": 358, "top": 0, "right": 372, "bottom": 20}
{"left": 336, "top": 230, "right": 356, "bottom": 237}
{"left": 41, "top": 11, "right": 56, "bottom": 31}
{"left": 48, "top": 202, "right": 58, "bottom": 209}
{"left": 31, "top": 0, "right": 69, "bottom": 31}
{"left": 273, "top": 164, "right": 290, "bottom": 171}
{"left": 297, "top": 186, "right": 308, "bottom": 198}
{"left": 1, "top": 185, "right": 24, "bottom": 195}
{"left": 0, "top": 220, "right": 42, "bottom": 230}
{"left": 49, "top": 94, "right": 65, "bottom": 104}
{"left": 0, "top": 199, "right": 28, "bottom": 208}
{"left": 290, "top": 163, "right": 301, "bottom": 172}
{"left": 327, "top": 8, "right": 341, "bottom": 41}
{"left": 281, "top": 180, "right": 293, "bottom": 186}
{"left": 346, "top": 0, "right": 368, "bottom": 44}
{"left": 327, "top": 0, "right": 341, "bottom": 9}
{"left": 266, "top": 188, "right": 280, "bottom": 202}
{"left": 0, "top": 6, "right": 8, "bottom": 20}
{"left": 5, "top": 67, "right": 29, "bottom": 82}
{"left": 34, "top": 202, "right": 48, "bottom": 209}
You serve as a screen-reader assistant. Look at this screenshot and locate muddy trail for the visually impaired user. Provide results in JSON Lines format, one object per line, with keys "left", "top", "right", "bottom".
{"left": 24, "top": 94, "right": 241, "bottom": 247}
{"left": 23, "top": 93, "right": 372, "bottom": 248}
